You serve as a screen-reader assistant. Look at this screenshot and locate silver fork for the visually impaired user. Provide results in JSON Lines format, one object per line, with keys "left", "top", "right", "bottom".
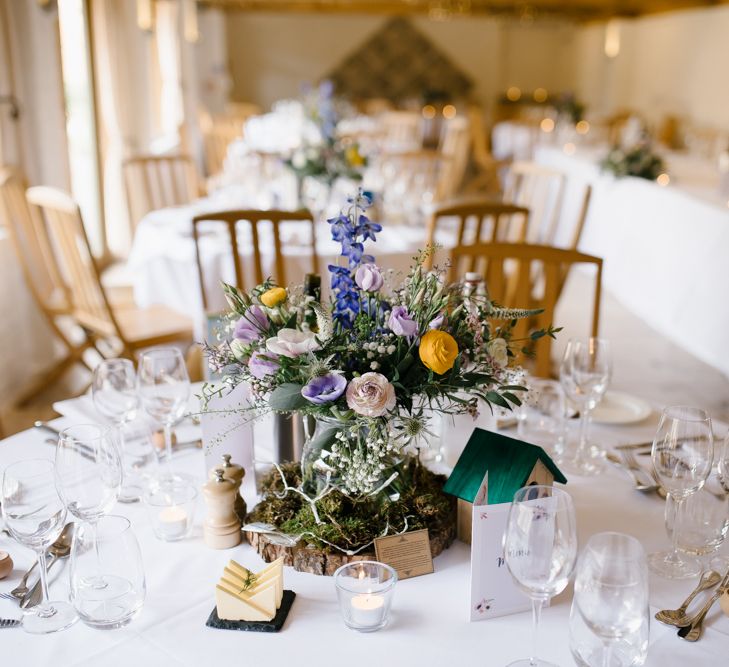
{"left": 0, "top": 618, "right": 20, "bottom": 628}
{"left": 0, "top": 593, "right": 17, "bottom": 602}
{"left": 622, "top": 450, "right": 667, "bottom": 497}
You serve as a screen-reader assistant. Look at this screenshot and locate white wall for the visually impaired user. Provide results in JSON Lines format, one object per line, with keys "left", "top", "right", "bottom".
{"left": 224, "top": 12, "right": 579, "bottom": 111}
{"left": 574, "top": 6, "right": 729, "bottom": 130}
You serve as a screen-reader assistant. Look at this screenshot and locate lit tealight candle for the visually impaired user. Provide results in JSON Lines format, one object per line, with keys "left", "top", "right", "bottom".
{"left": 158, "top": 505, "right": 188, "bottom": 539}
{"left": 350, "top": 592, "right": 385, "bottom": 627}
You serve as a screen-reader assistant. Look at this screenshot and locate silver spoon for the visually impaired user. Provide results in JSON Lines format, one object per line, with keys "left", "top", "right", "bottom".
{"left": 655, "top": 569, "right": 722, "bottom": 626}
{"left": 677, "top": 577, "right": 729, "bottom": 642}
{"left": 12, "top": 523, "right": 74, "bottom": 605}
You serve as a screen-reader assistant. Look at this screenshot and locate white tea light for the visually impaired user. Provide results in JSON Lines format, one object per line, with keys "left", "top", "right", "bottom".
{"left": 334, "top": 561, "right": 396, "bottom": 633}
{"left": 158, "top": 506, "right": 188, "bottom": 539}
{"left": 143, "top": 477, "right": 197, "bottom": 542}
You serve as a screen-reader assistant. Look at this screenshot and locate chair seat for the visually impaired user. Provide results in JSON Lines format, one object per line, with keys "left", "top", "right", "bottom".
{"left": 113, "top": 305, "right": 193, "bottom": 346}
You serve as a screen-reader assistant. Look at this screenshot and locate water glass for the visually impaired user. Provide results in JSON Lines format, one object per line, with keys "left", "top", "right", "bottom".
{"left": 137, "top": 347, "right": 190, "bottom": 479}
{"left": 504, "top": 485, "right": 578, "bottom": 667}
{"left": 55, "top": 424, "right": 122, "bottom": 524}
{"left": 70, "top": 515, "right": 145, "bottom": 629}
{"left": 572, "top": 532, "right": 649, "bottom": 667}
{"left": 93, "top": 359, "right": 152, "bottom": 502}
{"left": 1, "top": 460, "right": 77, "bottom": 634}
{"left": 649, "top": 406, "right": 713, "bottom": 579}
{"left": 334, "top": 561, "right": 397, "bottom": 632}
{"left": 559, "top": 338, "right": 611, "bottom": 475}
{"left": 676, "top": 486, "right": 729, "bottom": 570}
{"left": 142, "top": 477, "right": 197, "bottom": 541}
{"left": 517, "top": 378, "right": 566, "bottom": 456}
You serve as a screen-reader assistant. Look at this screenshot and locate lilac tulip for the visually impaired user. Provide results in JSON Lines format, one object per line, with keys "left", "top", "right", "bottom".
{"left": 248, "top": 351, "right": 279, "bottom": 379}
{"left": 301, "top": 373, "right": 347, "bottom": 405}
{"left": 355, "top": 263, "right": 384, "bottom": 292}
{"left": 234, "top": 306, "right": 269, "bottom": 342}
{"left": 388, "top": 306, "right": 418, "bottom": 339}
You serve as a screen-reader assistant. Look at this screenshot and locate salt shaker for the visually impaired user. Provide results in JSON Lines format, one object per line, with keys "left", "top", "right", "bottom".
{"left": 211, "top": 454, "right": 247, "bottom": 522}
{"left": 202, "top": 469, "right": 241, "bottom": 550}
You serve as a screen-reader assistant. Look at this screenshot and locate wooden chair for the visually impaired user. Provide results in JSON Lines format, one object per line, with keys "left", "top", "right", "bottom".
{"left": 435, "top": 116, "right": 471, "bottom": 202}
{"left": 0, "top": 168, "right": 95, "bottom": 404}
{"left": 503, "top": 161, "right": 567, "bottom": 246}
{"left": 425, "top": 200, "right": 530, "bottom": 260}
{"left": 449, "top": 242, "right": 602, "bottom": 378}
{"left": 465, "top": 104, "right": 510, "bottom": 195}
{"left": 199, "top": 111, "right": 243, "bottom": 178}
{"left": 122, "top": 154, "right": 200, "bottom": 234}
{"left": 192, "top": 209, "right": 319, "bottom": 311}
{"left": 381, "top": 111, "right": 423, "bottom": 151}
{"left": 26, "top": 186, "right": 193, "bottom": 359}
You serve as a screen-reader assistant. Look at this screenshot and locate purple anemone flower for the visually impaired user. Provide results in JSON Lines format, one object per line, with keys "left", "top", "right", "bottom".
{"left": 301, "top": 373, "right": 347, "bottom": 405}
{"left": 388, "top": 306, "right": 418, "bottom": 339}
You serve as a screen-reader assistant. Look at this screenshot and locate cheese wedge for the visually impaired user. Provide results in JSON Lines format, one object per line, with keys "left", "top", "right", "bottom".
{"left": 215, "top": 579, "right": 277, "bottom": 621}
{"left": 227, "top": 558, "right": 284, "bottom": 607}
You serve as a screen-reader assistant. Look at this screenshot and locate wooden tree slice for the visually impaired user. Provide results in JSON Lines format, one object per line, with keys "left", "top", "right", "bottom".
{"left": 245, "top": 520, "right": 457, "bottom": 576}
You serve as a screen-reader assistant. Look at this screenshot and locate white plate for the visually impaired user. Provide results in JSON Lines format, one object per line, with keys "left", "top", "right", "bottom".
{"left": 592, "top": 391, "right": 652, "bottom": 425}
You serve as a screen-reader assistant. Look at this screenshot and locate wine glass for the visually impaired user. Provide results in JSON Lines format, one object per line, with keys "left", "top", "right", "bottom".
{"left": 504, "top": 485, "right": 578, "bottom": 667}
{"left": 559, "top": 338, "right": 611, "bottom": 476}
{"left": 649, "top": 406, "right": 714, "bottom": 579}
{"left": 92, "top": 359, "right": 153, "bottom": 502}
{"left": 55, "top": 424, "right": 122, "bottom": 588}
{"left": 137, "top": 347, "right": 190, "bottom": 480}
{"left": 1, "top": 460, "right": 77, "bottom": 634}
{"left": 573, "top": 532, "right": 649, "bottom": 667}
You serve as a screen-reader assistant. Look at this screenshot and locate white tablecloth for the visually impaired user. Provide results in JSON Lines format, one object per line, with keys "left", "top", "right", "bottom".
{"left": 1, "top": 393, "right": 729, "bottom": 666}
{"left": 534, "top": 146, "right": 729, "bottom": 379}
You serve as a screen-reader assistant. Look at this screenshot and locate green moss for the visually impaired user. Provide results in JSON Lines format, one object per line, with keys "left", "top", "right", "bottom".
{"left": 248, "top": 458, "right": 455, "bottom": 553}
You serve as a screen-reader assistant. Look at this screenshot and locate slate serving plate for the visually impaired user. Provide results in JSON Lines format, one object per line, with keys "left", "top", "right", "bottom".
{"left": 206, "top": 590, "right": 296, "bottom": 633}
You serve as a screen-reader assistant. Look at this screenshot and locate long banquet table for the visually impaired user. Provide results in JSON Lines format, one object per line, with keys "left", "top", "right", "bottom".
{"left": 2, "top": 390, "right": 729, "bottom": 666}
{"left": 534, "top": 145, "right": 729, "bottom": 379}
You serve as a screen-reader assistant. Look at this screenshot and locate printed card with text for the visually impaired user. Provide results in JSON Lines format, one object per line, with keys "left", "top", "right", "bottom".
{"left": 469, "top": 500, "right": 530, "bottom": 621}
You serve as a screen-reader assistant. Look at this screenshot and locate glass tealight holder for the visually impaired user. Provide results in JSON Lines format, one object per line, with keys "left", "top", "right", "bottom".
{"left": 142, "top": 477, "right": 197, "bottom": 542}
{"left": 334, "top": 561, "right": 397, "bottom": 633}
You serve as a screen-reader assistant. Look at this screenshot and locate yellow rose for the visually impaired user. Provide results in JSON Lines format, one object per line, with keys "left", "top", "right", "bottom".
{"left": 260, "top": 287, "right": 287, "bottom": 308}
{"left": 346, "top": 145, "right": 365, "bottom": 167}
{"left": 419, "top": 330, "right": 459, "bottom": 375}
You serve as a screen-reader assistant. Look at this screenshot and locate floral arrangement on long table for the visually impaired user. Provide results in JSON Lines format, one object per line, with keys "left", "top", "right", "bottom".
{"left": 204, "top": 190, "right": 556, "bottom": 567}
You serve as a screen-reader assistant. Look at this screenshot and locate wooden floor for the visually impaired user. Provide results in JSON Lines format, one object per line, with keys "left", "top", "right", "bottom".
{"left": 1, "top": 275, "right": 728, "bottom": 438}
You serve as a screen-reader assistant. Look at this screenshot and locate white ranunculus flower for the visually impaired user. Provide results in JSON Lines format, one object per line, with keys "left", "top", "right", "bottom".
{"left": 487, "top": 337, "right": 509, "bottom": 368}
{"left": 345, "top": 372, "right": 396, "bottom": 418}
{"left": 291, "top": 150, "right": 306, "bottom": 169}
{"left": 266, "top": 328, "right": 320, "bottom": 358}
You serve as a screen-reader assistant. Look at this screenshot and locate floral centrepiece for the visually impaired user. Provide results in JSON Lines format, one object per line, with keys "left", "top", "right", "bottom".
{"left": 600, "top": 141, "right": 666, "bottom": 180}
{"left": 204, "top": 189, "right": 556, "bottom": 558}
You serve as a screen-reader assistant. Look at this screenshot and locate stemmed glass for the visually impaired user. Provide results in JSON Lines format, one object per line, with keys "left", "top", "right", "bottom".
{"left": 504, "top": 485, "right": 578, "bottom": 667}
{"left": 1, "top": 460, "right": 77, "bottom": 633}
{"left": 55, "top": 424, "right": 122, "bottom": 588}
{"left": 573, "top": 532, "right": 649, "bottom": 667}
{"left": 137, "top": 347, "right": 190, "bottom": 480}
{"left": 559, "top": 338, "right": 611, "bottom": 475}
{"left": 92, "top": 359, "right": 152, "bottom": 502}
{"left": 649, "top": 406, "right": 714, "bottom": 579}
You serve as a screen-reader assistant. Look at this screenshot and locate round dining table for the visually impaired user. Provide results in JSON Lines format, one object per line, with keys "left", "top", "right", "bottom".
{"left": 2, "top": 385, "right": 728, "bottom": 666}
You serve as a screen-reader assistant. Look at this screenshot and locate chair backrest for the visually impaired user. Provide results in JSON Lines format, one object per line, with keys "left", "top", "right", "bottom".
{"left": 435, "top": 116, "right": 471, "bottom": 202}
{"left": 425, "top": 200, "right": 530, "bottom": 254}
{"left": 503, "top": 161, "right": 566, "bottom": 246}
{"left": 191, "top": 209, "right": 319, "bottom": 311}
{"left": 123, "top": 154, "right": 199, "bottom": 232}
{"left": 26, "top": 186, "right": 118, "bottom": 338}
{"left": 381, "top": 111, "right": 422, "bottom": 151}
{"left": 199, "top": 111, "right": 243, "bottom": 177}
{"left": 467, "top": 104, "right": 491, "bottom": 168}
{"left": 449, "top": 242, "right": 602, "bottom": 377}
{"left": 0, "top": 167, "right": 69, "bottom": 314}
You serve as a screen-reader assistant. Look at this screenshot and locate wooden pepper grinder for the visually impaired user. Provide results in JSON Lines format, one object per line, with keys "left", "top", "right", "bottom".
{"left": 214, "top": 454, "right": 247, "bottom": 523}
{"left": 202, "top": 468, "right": 241, "bottom": 550}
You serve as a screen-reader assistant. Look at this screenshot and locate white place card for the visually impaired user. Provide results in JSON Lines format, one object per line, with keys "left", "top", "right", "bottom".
{"left": 469, "top": 500, "right": 530, "bottom": 621}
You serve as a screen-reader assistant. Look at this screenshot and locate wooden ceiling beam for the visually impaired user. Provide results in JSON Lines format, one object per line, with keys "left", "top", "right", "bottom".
{"left": 199, "top": 0, "right": 729, "bottom": 21}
